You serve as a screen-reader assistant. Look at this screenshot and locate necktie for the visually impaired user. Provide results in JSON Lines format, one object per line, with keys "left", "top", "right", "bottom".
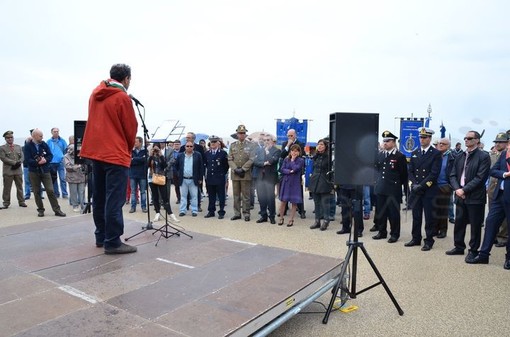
{"left": 460, "top": 151, "right": 470, "bottom": 186}
{"left": 422, "top": 150, "right": 426, "bottom": 155}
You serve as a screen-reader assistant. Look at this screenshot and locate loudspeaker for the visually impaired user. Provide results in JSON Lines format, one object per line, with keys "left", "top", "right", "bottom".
{"left": 74, "top": 120, "right": 87, "bottom": 164}
{"left": 329, "top": 113, "right": 379, "bottom": 185}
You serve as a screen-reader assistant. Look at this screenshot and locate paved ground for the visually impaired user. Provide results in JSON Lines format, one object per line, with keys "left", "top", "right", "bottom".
{"left": 1, "top": 182, "right": 509, "bottom": 336}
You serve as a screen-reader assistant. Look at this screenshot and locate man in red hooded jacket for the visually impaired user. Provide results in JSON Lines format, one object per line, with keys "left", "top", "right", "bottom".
{"left": 80, "top": 64, "right": 138, "bottom": 254}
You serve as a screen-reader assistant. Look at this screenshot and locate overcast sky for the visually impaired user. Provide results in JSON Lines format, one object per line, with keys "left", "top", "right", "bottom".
{"left": 1, "top": 0, "right": 509, "bottom": 146}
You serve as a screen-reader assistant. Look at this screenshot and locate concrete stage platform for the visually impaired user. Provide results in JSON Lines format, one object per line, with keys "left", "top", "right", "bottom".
{"left": 0, "top": 216, "right": 343, "bottom": 336}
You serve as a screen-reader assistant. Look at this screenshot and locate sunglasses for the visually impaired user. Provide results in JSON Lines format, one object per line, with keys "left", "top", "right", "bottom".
{"left": 210, "top": 140, "right": 218, "bottom": 143}
{"left": 464, "top": 137, "right": 476, "bottom": 141}
{"left": 185, "top": 145, "right": 194, "bottom": 148}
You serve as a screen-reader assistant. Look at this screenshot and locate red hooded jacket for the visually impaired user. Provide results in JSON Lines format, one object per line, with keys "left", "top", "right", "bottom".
{"left": 80, "top": 80, "right": 137, "bottom": 168}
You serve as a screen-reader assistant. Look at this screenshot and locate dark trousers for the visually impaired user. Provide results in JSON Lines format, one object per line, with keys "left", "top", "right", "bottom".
{"left": 313, "top": 192, "right": 332, "bottom": 221}
{"left": 29, "top": 171, "right": 61, "bottom": 213}
{"left": 433, "top": 186, "right": 452, "bottom": 234}
{"left": 479, "top": 193, "right": 510, "bottom": 258}
{"left": 374, "top": 194, "right": 401, "bottom": 238}
{"left": 207, "top": 181, "right": 226, "bottom": 216}
{"left": 453, "top": 199, "right": 485, "bottom": 253}
{"left": 339, "top": 188, "right": 364, "bottom": 233}
{"left": 257, "top": 178, "right": 276, "bottom": 219}
{"left": 92, "top": 160, "right": 128, "bottom": 249}
{"left": 410, "top": 193, "right": 436, "bottom": 246}
{"left": 172, "top": 172, "right": 181, "bottom": 201}
{"left": 150, "top": 182, "right": 172, "bottom": 214}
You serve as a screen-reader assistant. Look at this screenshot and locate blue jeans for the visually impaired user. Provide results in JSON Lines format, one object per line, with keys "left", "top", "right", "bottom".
{"left": 92, "top": 160, "right": 128, "bottom": 249}
{"left": 179, "top": 179, "right": 198, "bottom": 214}
{"left": 130, "top": 178, "right": 147, "bottom": 210}
{"left": 50, "top": 161, "right": 68, "bottom": 197}
{"left": 363, "top": 185, "right": 371, "bottom": 215}
{"left": 23, "top": 167, "right": 31, "bottom": 198}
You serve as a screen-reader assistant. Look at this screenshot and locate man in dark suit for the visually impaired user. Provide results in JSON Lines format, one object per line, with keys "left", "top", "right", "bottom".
{"left": 253, "top": 136, "right": 281, "bottom": 224}
{"left": 446, "top": 130, "right": 491, "bottom": 262}
{"left": 203, "top": 135, "right": 229, "bottom": 219}
{"left": 405, "top": 127, "right": 442, "bottom": 251}
{"left": 175, "top": 141, "right": 204, "bottom": 217}
{"left": 467, "top": 134, "right": 510, "bottom": 269}
{"left": 280, "top": 129, "right": 306, "bottom": 218}
{"left": 372, "top": 131, "right": 408, "bottom": 243}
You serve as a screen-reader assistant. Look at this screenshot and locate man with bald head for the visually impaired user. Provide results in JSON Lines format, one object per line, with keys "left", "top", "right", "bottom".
{"left": 23, "top": 129, "right": 66, "bottom": 217}
{"left": 432, "top": 138, "right": 455, "bottom": 238}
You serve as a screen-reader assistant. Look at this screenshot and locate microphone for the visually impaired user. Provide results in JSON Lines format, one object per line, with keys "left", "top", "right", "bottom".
{"left": 129, "top": 94, "right": 144, "bottom": 108}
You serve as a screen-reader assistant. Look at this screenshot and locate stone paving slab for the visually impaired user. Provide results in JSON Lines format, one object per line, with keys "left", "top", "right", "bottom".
{"left": 0, "top": 217, "right": 341, "bottom": 337}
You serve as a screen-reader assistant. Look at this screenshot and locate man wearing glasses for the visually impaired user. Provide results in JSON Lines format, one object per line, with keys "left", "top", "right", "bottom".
{"left": 446, "top": 130, "right": 490, "bottom": 262}
{"left": 405, "top": 127, "right": 442, "bottom": 251}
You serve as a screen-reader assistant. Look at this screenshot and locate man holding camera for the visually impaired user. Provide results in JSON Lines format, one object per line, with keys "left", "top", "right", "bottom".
{"left": 228, "top": 124, "right": 256, "bottom": 221}
{"left": 0, "top": 130, "right": 26, "bottom": 208}
{"left": 23, "top": 129, "right": 66, "bottom": 217}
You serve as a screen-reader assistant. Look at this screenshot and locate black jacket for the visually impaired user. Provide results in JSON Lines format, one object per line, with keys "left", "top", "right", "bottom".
{"left": 308, "top": 152, "right": 333, "bottom": 194}
{"left": 24, "top": 141, "right": 53, "bottom": 173}
{"left": 374, "top": 150, "right": 408, "bottom": 199}
{"left": 449, "top": 148, "right": 490, "bottom": 204}
{"left": 175, "top": 151, "right": 204, "bottom": 187}
{"left": 408, "top": 146, "right": 442, "bottom": 196}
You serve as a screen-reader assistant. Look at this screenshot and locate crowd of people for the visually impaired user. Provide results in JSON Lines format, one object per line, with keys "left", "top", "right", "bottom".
{"left": 2, "top": 64, "right": 509, "bottom": 266}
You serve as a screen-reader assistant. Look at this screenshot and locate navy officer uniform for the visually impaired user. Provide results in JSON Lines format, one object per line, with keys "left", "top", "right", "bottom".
{"left": 203, "top": 135, "right": 229, "bottom": 219}
{"left": 468, "top": 135, "right": 510, "bottom": 269}
{"left": 372, "top": 131, "right": 408, "bottom": 243}
{"left": 405, "top": 127, "right": 442, "bottom": 251}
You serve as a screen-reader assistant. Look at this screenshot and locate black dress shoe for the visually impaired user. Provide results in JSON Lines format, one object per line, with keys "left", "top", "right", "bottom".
{"left": 218, "top": 214, "right": 224, "bottom": 219}
{"left": 421, "top": 244, "right": 432, "bottom": 251}
{"left": 231, "top": 215, "right": 241, "bottom": 220}
{"left": 445, "top": 247, "right": 464, "bottom": 255}
{"left": 372, "top": 233, "right": 387, "bottom": 240}
{"left": 504, "top": 259, "right": 510, "bottom": 270}
{"left": 320, "top": 220, "right": 329, "bottom": 231}
{"left": 437, "top": 231, "right": 447, "bottom": 239}
{"left": 54, "top": 210, "right": 66, "bottom": 217}
{"left": 256, "top": 218, "right": 268, "bottom": 223}
{"left": 369, "top": 225, "right": 378, "bottom": 232}
{"left": 464, "top": 251, "right": 477, "bottom": 263}
{"left": 310, "top": 221, "right": 321, "bottom": 229}
{"left": 357, "top": 232, "right": 363, "bottom": 238}
{"left": 404, "top": 240, "right": 420, "bottom": 247}
{"left": 244, "top": 216, "right": 250, "bottom": 222}
{"left": 466, "top": 255, "right": 489, "bottom": 264}
{"left": 269, "top": 217, "right": 276, "bottom": 224}
{"left": 204, "top": 213, "right": 215, "bottom": 218}
{"left": 387, "top": 236, "right": 398, "bottom": 243}
{"left": 336, "top": 228, "right": 350, "bottom": 235}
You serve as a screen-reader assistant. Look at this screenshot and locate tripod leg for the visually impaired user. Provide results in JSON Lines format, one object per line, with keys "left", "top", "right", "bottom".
{"left": 359, "top": 245, "right": 404, "bottom": 315}
{"left": 323, "top": 245, "right": 355, "bottom": 324}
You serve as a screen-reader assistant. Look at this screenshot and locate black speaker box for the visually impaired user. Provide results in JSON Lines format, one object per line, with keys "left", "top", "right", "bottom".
{"left": 329, "top": 113, "right": 379, "bottom": 185}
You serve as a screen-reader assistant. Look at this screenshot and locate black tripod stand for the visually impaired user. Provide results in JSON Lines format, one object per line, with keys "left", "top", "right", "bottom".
{"left": 124, "top": 100, "right": 193, "bottom": 246}
{"left": 323, "top": 185, "right": 404, "bottom": 324}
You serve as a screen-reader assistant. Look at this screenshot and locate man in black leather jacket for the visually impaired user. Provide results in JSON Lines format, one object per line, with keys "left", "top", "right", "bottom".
{"left": 446, "top": 130, "right": 490, "bottom": 262}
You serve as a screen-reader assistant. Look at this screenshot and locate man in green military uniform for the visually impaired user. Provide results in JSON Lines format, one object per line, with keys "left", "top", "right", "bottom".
{"left": 0, "top": 131, "right": 26, "bottom": 208}
{"left": 228, "top": 125, "right": 256, "bottom": 221}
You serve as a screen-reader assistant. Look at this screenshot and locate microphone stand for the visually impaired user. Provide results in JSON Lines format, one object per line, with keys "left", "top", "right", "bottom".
{"left": 125, "top": 101, "right": 155, "bottom": 241}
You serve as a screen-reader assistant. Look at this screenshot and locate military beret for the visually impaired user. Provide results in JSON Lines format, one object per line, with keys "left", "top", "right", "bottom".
{"left": 3, "top": 130, "right": 13, "bottom": 138}
{"left": 419, "top": 127, "right": 435, "bottom": 137}
{"left": 493, "top": 132, "right": 509, "bottom": 143}
{"left": 209, "top": 135, "right": 220, "bottom": 142}
{"left": 382, "top": 130, "right": 398, "bottom": 141}
{"left": 236, "top": 124, "right": 248, "bottom": 133}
